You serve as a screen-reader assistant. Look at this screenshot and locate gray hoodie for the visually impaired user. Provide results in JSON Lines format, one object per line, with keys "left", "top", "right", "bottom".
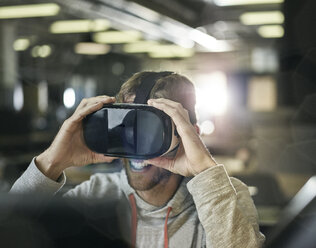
{"left": 11, "top": 159, "right": 265, "bottom": 248}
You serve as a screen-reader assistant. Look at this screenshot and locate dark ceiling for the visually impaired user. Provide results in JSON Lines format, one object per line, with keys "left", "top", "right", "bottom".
{"left": 0, "top": 0, "right": 285, "bottom": 50}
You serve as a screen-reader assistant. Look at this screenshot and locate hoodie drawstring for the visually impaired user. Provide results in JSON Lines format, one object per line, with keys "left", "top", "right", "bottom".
{"left": 128, "top": 193, "right": 173, "bottom": 248}
{"left": 164, "top": 206, "right": 172, "bottom": 248}
{"left": 129, "top": 194, "right": 137, "bottom": 248}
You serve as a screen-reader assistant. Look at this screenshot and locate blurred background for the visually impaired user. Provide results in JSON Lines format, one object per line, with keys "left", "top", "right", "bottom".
{"left": 0, "top": 0, "right": 315, "bottom": 239}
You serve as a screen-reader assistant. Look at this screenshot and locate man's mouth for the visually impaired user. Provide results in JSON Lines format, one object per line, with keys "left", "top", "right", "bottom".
{"left": 129, "top": 160, "right": 152, "bottom": 172}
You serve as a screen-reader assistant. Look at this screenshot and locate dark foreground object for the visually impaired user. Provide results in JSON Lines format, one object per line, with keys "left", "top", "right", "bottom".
{"left": 265, "top": 176, "right": 316, "bottom": 248}
{"left": 0, "top": 194, "right": 129, "bottom": 248}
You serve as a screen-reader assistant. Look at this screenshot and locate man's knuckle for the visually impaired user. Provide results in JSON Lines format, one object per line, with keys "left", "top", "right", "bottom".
{"left": 169, "top": 108, "right": 177, "bottom": 115}
{"left": 63, "top": 118, "right": 74, "bottom": 127}
{"left": 63, "top": 118, "right": 70, "bottom": 125}
{"left": 175, "top": 102, "right": 182, "bottom": 108}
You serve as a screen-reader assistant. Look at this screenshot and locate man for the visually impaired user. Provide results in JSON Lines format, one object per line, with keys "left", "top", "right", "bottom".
{"left": 11, "top": 71, "right": 265, "bottom": 247}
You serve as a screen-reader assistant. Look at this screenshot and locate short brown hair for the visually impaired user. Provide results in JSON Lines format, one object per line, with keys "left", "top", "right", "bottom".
{"left": 116, "top": 71, "right": 197, "bottom": 124}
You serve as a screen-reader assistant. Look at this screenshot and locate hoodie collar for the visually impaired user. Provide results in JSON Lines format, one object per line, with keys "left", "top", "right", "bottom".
{"left": 120, "top": 169, "right": 194, "bottom": 218}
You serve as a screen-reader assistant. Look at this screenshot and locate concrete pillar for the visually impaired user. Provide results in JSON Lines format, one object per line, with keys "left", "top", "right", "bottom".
{"left": 0, "top": 22, "right": 18, "bottom": 109}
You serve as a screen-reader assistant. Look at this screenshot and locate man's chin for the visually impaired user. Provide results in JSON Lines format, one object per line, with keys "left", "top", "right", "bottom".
{"left": 123, "top": 159, "right": 171, "bottom": 191}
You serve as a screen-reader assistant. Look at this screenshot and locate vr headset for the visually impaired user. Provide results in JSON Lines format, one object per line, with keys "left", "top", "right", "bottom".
{"left": 83, "top": 72, "right": 179, "bottom": 159}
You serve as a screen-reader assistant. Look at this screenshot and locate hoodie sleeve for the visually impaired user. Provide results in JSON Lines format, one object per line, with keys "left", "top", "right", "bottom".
{"left": 187, "top": 165, "right": 265, "bottom": 248}
{"left": 10, "top": 157, "right": 66, "bottom": 194}
{"left": 10, "top": 158, "right": 123, "bottom": 202}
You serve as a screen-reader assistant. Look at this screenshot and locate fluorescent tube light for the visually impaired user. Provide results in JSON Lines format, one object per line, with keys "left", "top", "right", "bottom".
{"left": 50, "top": 19, "right": 110, "bottom": 34}
{"left": 93, "top": 31, "right": 142, "bottom": 44}
{"left": 13, "top": 38, "right": 30, "bottom": 51}
{"left": 0, "top": 3, "right": 60, "bottom": 19}
{"left": 123, "top": 41, "right": 159, "bottom": 53}
{"left": 149, "top": 52, "right": 192, "bottom": 58}
{"left": 74, "top": 42, "right": 110, "bottom": 55}
{"left": 214, "top": 0, "right": 283, "bottom": 6}
{"left": 124, "top": 41, "right": 194, "bottom": 57}
{"left": 189, "top": 29, "right": 232, "bottom": 52}
{"left": 148, "top": 45, "right": 194, "bottom": 58}
{"left": 257, "top": 25, "right": 284, "bottom": 38}
{"left": 240, "top": 11, "right": 284, "bottom": 25}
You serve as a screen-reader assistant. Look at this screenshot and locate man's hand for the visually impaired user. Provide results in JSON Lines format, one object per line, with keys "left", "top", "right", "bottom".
{"left": 146, "top": 98, "right": 217, "bottom": 177}
{"left": 36, "top": 96, "right": 116, "bottom": 181}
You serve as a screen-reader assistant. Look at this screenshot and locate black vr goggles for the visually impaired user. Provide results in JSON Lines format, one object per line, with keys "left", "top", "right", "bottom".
{"left": 83, "top": 72, "right": 180, "bottom": 159}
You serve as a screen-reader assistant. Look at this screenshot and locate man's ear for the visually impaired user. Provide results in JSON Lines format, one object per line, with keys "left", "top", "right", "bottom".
{"left": 194, "top": 124, "right": 200, "bottom": 134}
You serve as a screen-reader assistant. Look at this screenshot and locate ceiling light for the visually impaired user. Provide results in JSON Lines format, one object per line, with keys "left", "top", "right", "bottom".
{"left": 93, "top": 31, "right": 142, "bottom": 44}
{"left": 0, "top": 3, "right": 60, "bottom": 19}
{"left": 60, "top": 0, "right": 231, "bottom": 51}
{"left": 74, "top": 42, "right": 110, "bottom": 55}
{"left": 189, "top": 29, "right": 233, "bottom": 52}
{"left": 257, "top": 25, "right": 284, "bottom": 38}
{"left": 38, "top": 45, "right": 52, "bottom": 57}
{"left": 124, "top": 41, "right": 194, "bottom": 57}
{"left": 240, "top": 11, "right": 284, "bottom": 25}
{"left": 123, "top": 41, "right": 159, "bottom": 53}
{"left": 13, "top": 38, "right": 30, "bottom": 51}
{"left": 214, "top": 0, "right": 283, "bottom": 6}
{"left": 50, "top": 19, "right": 110, "bottom": 34}
{"left": 31, "top": 45, "right": 52, "bottom": 58}
{"left": 148, "top": 45, "right": 194, "bottom": 58}
{"left": 148, "top": 51, "right": 192, "bottom": 58}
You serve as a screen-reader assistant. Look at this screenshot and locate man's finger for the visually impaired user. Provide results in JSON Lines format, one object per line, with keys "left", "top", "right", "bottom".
{"left": 148, "top": 100, "right": 194, "bottom": 137}
{"left": 146, "top": 157, "right": 175, "bottom": 172}
{"left": 77, "top": 102, "right": 104, "bottom": 121}
{"left": 72, "top": 97, "right": 115, "bottom": 122}
{"left": 78, "top": 95, "right": 115, "bottom": 108}
{"left": 148, "top": 98, "right": 189, "bottom": 121}
{"left": 92, "top": 153, "right": 117, "bottom": 164}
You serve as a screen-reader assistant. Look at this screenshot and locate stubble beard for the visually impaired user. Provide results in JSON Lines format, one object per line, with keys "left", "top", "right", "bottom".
{"left": 124, "top": 162, "right": 172, "bottom": 191}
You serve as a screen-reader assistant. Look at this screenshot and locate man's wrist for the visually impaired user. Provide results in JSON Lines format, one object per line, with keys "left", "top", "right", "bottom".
{"left": 35, "top": 152, "right": 66, "bottom": 181}
{"left": 193, "top": 157, "right": 218, "bottom": 176}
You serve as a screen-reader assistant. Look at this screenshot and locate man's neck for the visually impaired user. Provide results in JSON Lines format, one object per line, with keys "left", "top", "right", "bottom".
{"left": 136, "top": 174, "right": 183, "bottom": 207}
